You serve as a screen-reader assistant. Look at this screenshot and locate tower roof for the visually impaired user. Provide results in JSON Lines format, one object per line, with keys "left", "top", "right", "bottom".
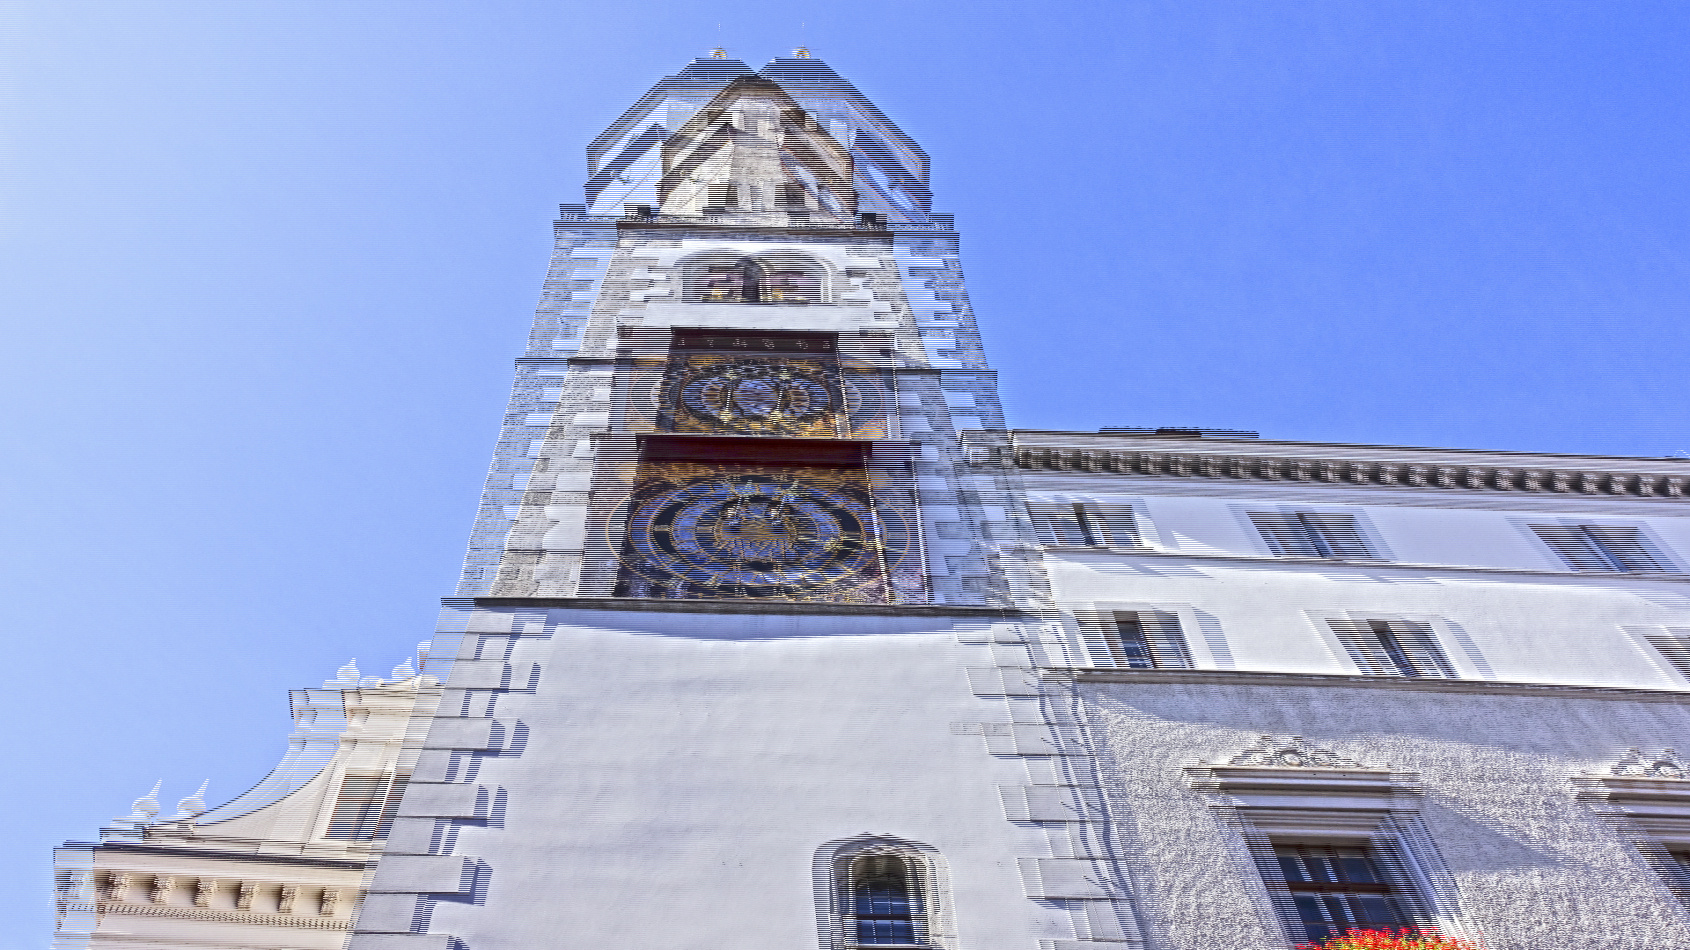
{"left": 584, "top": 53, "right": 931, "bottom": 219}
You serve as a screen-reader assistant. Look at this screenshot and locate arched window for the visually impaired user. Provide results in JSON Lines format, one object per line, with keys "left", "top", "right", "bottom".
{"left": 851, "top": 855, "right": 917, "bottom": 944}
{"left": 758, "top": 256, "right": 823, "bottom": 304}
{"left": 692, "top": 258, "right": 747, "bottom": 302}
{"left": 680, "top": 251, "right": 828, "bottom": 304}
{"left": 814, "top": 836, "right": 954, "bottom": 950}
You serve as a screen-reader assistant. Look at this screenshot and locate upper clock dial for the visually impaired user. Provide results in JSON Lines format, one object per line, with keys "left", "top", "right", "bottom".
{"left": 665, "top": 356, "right": 842, "bottom": 437}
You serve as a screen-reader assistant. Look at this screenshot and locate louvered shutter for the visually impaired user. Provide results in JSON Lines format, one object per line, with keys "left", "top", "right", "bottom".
{"left": 325, "top": 771, "right": 393, "bottom": 840}
{"left": 376, "top": 771, "right": 409, "bottom": 838}
{"left": 1300, "top": 512, "right": 1371, "bottom": 558}
{"left": 1250, "top": 512, "right": 1322, "bottom": 556}
{"left": 1136, "top": 610, "right": 1191, "bottom": 669}
{"left": 1073, "top": 610, "right": 1122, "bottom": 666}
{"left": 1380, "top": 621, "right": 1453, "bottom": 678}
{"left": 1329, "top": 620, "right": 1398, "bottom": 674}
{"left": 1531, "top": 525, "right": 1615, "bottom": 571}
{"left": 1081, "top": 503, "right": 1141, "bottom": 547}
{"left": 1644, "top": 630, "right": 1690, "bottom": 678}
{"left": 1584, "top": 526, "right": 1665, "bottom": 573}
{"left": 1029, "top": 502, "right": 1088, "bottom": 545}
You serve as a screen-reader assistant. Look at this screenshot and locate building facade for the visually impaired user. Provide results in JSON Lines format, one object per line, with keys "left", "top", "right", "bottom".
{"left": 55, "top": 53, "right": 1690, "bottom": 950}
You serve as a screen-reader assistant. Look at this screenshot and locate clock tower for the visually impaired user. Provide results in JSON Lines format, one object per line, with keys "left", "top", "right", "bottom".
{"left": 341, "top": 51, "right": 1105, "bottom": 950}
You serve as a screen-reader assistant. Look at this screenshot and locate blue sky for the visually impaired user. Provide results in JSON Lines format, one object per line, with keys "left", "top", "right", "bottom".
{"left": 4, "top": 0, "right": 1689, "bottom": 940}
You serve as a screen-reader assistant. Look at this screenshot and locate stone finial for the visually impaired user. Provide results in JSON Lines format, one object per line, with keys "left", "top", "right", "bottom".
{"left": 1612, "top": 748, "right": 1687, "bottom": 778}
{"left": 174, "top": 780, "right": 208, "bottom": 819}
{"left": 324, "top": 659, "right": 360, "bottom": 688}
{"left": 390, "top": 658, "right": 416, "bottom": 681}
{"left": 127, "top": 780, "right": 161, "bottom": 821}
{"left": 1227, "top": 735, "right": 1363, "bottom": 769}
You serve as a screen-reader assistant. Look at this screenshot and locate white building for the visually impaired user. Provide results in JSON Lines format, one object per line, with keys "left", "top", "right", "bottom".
{"left": 56, "top": 52, "right": 1690, "bottom": 950}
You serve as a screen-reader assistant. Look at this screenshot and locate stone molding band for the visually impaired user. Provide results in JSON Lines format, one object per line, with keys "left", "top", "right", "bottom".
{"left": 81, "top": 899, "right": 343, "bottom": 929}
{"left": 1054, "top": 666, "right": 1690, "bottom": 703}
{"left": 984, "top": 445, "right": 1686, "bottom": 499}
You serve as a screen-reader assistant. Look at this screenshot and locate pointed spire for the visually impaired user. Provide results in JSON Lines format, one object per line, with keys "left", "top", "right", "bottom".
{"left": 174, "top": 780, "right": 208, "bottom": 818}
{"left": 128, "top": 780, "right": 161, "bottom": 820}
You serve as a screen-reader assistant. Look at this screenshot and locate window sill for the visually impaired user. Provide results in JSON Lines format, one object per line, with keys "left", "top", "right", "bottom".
{"left": 1054, "top": 665, "right": 1690, "bottom": 702}
{"left": 1037, "top": 544, "right": 1690, "bottom": 582}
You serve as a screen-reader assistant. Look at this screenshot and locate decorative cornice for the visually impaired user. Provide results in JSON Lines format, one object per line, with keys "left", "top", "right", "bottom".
{"left": 96, "top": 841, "right": 370, "bottom": 869}
{"left": 979, "top": 432, "right": 1688, "bottom": 501}
{"left": 468, "top": 595, "right": 1028, "bottom": 619}
{"left": 613, "top": 216, "right": 892, "bottom": 237}
{"left": 558, "top": 211, "right": 950, "bottom": 235}
{"left": 87, "top": 899, "right": 345, "bottom": 929}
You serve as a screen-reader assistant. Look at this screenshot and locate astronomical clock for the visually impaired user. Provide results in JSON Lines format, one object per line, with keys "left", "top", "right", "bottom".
{"left": 655, "top": 330, "right": 890, "bottom": 440}
{"left": 611, "top": 330, "right": 920, "bottom": 604}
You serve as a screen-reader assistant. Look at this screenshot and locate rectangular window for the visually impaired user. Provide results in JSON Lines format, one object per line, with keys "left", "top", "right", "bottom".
{"left": 1661, "top": 849, "right": 1690, "bottom": 903}
{"left": 1531, "top": 524, "right": 1669, "bottom": 573}
{"left": 1272, "top": 844, "right": 1414, "bottom": 943}
{"left": 1642, "top": 628, "right": 1690, "bottom": 679}
{"left": 324, "top": 770, "right": 408, "bottom": 840}
{"left": 704, "top": 182, "right": 737, "bottom": 209}
{"left": 1029, "top": 501, "right": 1141, "bottom": 547}
{"left": 1329, "top": 620, "right": 1454, "bottom": 678}
{"left": 1028, "top": 501, "right": 1088, "bottom": 545}
{"left": 1250, "top": 511, "right": 1372, "bottom": 558}
{"left": 1077, "top": 610, "right": 1191, "bottom": 669}
{"left": 1080, "top": 503, "right": 1140, "bottom": 546}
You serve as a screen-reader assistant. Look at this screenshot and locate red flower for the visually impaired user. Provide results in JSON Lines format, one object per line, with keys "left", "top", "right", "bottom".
{"left": 1296, "top": 928, "right": 1484, "bottom": 950}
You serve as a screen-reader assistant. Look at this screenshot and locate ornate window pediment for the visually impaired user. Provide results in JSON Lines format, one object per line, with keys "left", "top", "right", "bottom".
{"left": 1610, "top": 748, "right": 1689, "bottom": 780}
{"left": 1189, "top": 736, "right": 1412, "bottom": 807}
{"left": 1582, "top": 748, "right": 1690, "bottom": 901}
{"left": 1228, "top": 736, "right": 1366, "bottom": 769}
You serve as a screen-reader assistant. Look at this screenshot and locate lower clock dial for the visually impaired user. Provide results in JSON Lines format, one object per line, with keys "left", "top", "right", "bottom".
{"left": 615, "top": 468, "right": 895, "bottom": 601}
